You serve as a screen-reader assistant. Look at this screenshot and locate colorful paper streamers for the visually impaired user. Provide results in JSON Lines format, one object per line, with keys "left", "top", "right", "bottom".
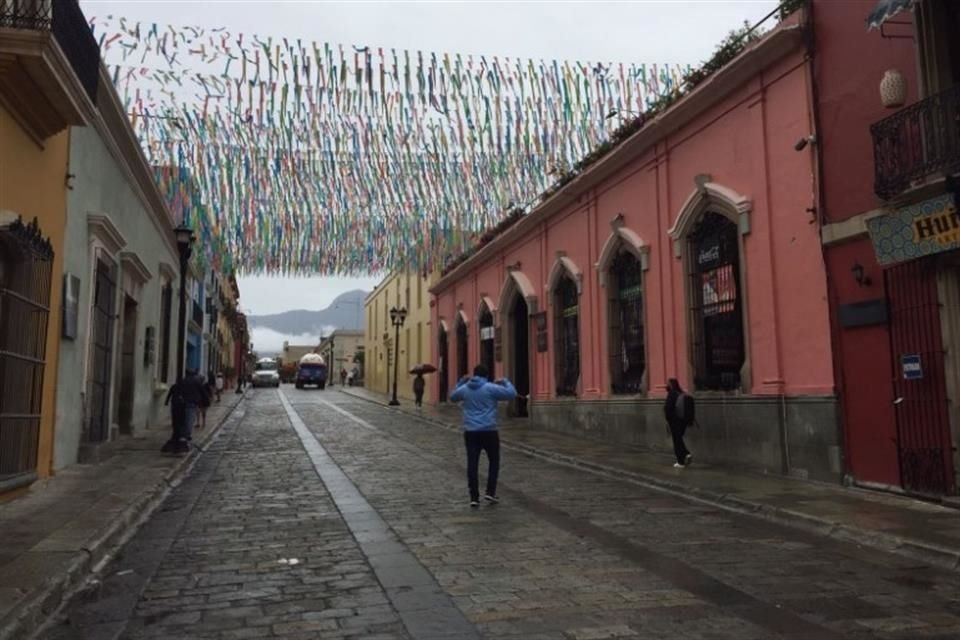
{"left": 91, "top": 16, "right": 689, "bottom": 275}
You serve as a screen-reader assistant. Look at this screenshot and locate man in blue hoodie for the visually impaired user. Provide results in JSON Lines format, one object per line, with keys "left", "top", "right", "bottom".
{"left": 450, "top": 364, "right": 517, "bottom": 507}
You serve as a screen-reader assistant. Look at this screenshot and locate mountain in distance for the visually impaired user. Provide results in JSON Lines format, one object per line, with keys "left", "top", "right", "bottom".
{"left": 247, "top": 289, "right": 367, "bottom": 336}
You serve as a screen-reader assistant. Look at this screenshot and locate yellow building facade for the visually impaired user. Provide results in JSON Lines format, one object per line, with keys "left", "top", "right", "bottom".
{"left": 0, "top": 2, "right": 100, "bottom": 491}
{"left": 364, "top": 271, "right": 438, "bottom": 403}
{"left": 0, "top": 108, "right": 70, "bottom": 491}
{"left": 217, "top": 274, "right": 241, "bottom": 386}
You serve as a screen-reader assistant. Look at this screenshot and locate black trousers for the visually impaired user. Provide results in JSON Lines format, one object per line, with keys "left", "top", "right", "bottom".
{"left": 669, "top": 420, "right": 690, "bottom": 464}
{"left": 464, "top": 430, "right": 500, "bottom": 501}
{"left": 414, "top": 390, "right": 424, "bottom": 406}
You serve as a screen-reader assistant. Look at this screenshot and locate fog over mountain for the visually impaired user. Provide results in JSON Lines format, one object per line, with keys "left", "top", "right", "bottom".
{"left": 247, "top": 290, "right": 366, "bottom": 354}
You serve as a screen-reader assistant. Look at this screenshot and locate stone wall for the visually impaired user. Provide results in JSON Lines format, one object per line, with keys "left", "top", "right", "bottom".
{"left": 532, "top": 396, "right": 842, "bottom": 482}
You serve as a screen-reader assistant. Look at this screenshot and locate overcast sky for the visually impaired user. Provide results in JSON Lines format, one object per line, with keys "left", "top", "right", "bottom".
{"left": 83, "top": 0, "right": 780, "bottom": 315}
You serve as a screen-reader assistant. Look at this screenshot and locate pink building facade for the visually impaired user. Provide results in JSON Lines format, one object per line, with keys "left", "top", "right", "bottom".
{"left": 431, "top": 9, "right": 842, "bottom": 480}
{"left": 818, "top": 0, "right": 960, "bottom": 496}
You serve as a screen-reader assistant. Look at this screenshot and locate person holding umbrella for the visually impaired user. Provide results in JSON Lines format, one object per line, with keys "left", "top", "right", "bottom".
{"left": 409, "top": 363, "right": 436, "bottom": 408}
{"left": 413, "top": 372, "right": 425, "bottom": 407}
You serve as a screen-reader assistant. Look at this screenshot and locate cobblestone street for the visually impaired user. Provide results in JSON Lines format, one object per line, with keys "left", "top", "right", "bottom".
{"left": 39, "top": 389, "right": 960, "bottom": 640}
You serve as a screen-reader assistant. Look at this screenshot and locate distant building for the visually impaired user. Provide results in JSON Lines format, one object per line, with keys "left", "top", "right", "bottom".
{"left": 318, "top": 330, "right": 364, "bottom": 383}
{"left": 365, "top": 272, "right": 439, "bottom": 401}
{"left": 281, "top": 341, "right": 321, "bottom": 364}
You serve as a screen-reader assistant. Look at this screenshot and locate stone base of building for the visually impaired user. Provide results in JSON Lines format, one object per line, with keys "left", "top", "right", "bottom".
{"left": 531, "top": 395, "right": 842, "bottom": 483}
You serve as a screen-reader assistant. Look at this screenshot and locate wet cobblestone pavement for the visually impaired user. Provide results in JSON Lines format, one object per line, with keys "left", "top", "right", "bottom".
{"left": 38, "top": 389, "right": 960, "bottom": 640}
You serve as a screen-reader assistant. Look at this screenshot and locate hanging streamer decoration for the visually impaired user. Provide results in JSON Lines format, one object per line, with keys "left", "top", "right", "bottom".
{"left": 91, "top": 16, "right": 689, "bottom": 275}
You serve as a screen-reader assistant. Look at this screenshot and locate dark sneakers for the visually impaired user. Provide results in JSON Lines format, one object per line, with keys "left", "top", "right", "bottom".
{"left": 173, "top": 440, "right": 190, "bottom": 455}
{"left": 469, "top": 500, "right": 479, "bottom": 508}
{"left": 160, "top": 440, "right": 175, "bottom": 454}
{"left": 483, "top": 494, "right": 500, "bottom": 504}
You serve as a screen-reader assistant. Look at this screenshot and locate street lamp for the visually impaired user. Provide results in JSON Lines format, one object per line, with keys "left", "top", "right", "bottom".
{"left": 329, "top": 334, "right": 336, "bottom": 386}
{"left": 174, "top": 224, "right": 195, "bottom": 382}
{"left": 388, "top": 306, "right": 407, "bottom": 406}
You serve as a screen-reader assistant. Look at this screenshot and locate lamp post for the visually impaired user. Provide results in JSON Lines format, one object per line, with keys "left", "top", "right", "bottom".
{"left": 174, "top": 224, "right": 195, "bottom": 382}
{"left": 236, "top": 342, "right": 244, "bottom": 393}
{"left": 329, "top": 334, "right": 336, "bottom": 386}
{"left": 388, "top": 306, "right": 407, "bottom": 406}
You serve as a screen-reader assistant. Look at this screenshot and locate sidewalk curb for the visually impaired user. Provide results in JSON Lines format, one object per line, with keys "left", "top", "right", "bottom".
{"left": 3, "top": 396, "right": 246, "bottom": 640}
{"left": 339, "top": 388, "right": 960, "bottom": 573}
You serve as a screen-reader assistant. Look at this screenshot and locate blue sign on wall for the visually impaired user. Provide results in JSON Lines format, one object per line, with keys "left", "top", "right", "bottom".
{"left": 901, "top": 354, "right": 923, "bottom": 380}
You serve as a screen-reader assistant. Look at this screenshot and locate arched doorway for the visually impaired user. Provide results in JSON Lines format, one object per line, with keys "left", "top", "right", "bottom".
{"left": 438, "top": 324, "right": 449, "bottom": 402}
{"left": 478, "top": 302, "right": 495, "bottom": 376}
{"left": 456, "top": 315, "right": 469, "bottom": 380}
{"left": 508, "top": 293, "right": 530, "bottom": 417}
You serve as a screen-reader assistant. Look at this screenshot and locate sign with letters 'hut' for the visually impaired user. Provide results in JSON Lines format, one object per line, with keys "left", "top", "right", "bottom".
{"left": 866, "top": 193, "right": 959, "bottom": 266}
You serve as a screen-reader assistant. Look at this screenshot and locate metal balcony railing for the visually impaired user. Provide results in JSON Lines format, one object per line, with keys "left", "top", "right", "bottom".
{"left": 871, "top": 84, "right": 960, "bottom": 199}
{"left": 0, "top": 0, "right": 99, "bottom": 103}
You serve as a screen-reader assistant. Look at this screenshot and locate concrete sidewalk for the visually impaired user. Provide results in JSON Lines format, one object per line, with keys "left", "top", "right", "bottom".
{"left": 339, "top": 386, "right": 960, "bottom": 572}
{"left": 0, "top": 391, "right": 246, "bottom": 640}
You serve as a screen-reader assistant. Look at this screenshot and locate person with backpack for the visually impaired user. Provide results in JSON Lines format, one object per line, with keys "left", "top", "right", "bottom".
{"left": 197, "top": 370, "right": 212, "bottom": 429}
{"left": 162, "top": 369, "right": 205, "bottom": 454}
{"left": 664, "top": 378, "right": 694, "bottom": 468}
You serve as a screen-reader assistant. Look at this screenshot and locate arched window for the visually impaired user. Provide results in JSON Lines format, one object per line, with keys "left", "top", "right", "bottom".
{"left": 689, "top": 211, "right": 744, "bottom": 391}
{"left": 478, "top": 304, "right": 495, "bottom": 376}
{"left": 553, "top": 275, "right": 580, "bottom": 396}
{"left": 438, "top": 324, "right": 449, "bottom": 402}
{"left": 608, "top": 248, "right": 645, "bottom": 394}
{"left": 456, "top": 315, "right": 469, "bottom": 379}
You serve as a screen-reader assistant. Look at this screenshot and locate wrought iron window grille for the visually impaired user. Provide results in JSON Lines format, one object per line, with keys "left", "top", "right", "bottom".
{"left": 478, "top": 307, "right": 494, "bottom": 375}
{"left": 688, "top": 212, "right": 744, "bottom": 392}
{"left": 456, "top": 319, "right": 468, "bottom": 379}
{"left": 553, "top": 276, "right": 580, "bottom": 397}
{"left": 608, "top": 249, "right": 645, "bottom": 395}
{"left": 0, "top": 217, "right": 54, "bottom": 485}
{"left": 0, "top": 0, "right": 100, "bottom": 102}
{"left": 871, "top": 84, "right": 960, "bottom": 199}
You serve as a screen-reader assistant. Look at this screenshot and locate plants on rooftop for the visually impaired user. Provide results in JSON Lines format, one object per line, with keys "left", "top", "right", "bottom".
{"left": 441, "top": 0, "right": 806, "bottom": 276}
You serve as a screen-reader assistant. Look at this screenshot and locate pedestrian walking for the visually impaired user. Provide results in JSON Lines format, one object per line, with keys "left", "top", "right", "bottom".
{"left": 197, "top": 370, "right": 212, "bottom": 429}
{"left": 412, "top": 372, "right": 425, "bottom": 407}
{"left": 449, "top": 364, "right": 517, "bottom": 507}
{"left": 162, "top": 369, "right": 205, "bottom": 454}
{"left": 664, "top": 378, "right": 694, "bottom": 468}
{"left": 215, "top": 371, "right": 224, "bottom": 402}
{"left": 340, "top": 368, "right": 347, "bottom": 386}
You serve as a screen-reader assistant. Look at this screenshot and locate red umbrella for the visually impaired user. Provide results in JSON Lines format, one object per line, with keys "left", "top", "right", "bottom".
{"left": 409, "top": 364, "right": 438, "bottom": 374}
